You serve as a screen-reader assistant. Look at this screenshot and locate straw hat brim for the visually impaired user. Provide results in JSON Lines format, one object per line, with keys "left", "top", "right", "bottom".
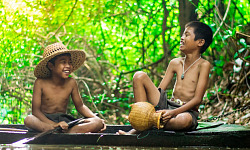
{"left": 34, "top": 49, "right": 86, "bottom": 78}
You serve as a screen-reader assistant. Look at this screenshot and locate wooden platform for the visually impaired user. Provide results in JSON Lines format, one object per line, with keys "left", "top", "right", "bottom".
{"left": 0, "top": 122, "right": 249, "bottom": 148}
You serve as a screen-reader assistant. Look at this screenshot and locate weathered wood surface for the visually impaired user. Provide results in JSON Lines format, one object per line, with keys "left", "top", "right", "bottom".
{"left": 0, "top": 122, "right": 249, "bottom": 148}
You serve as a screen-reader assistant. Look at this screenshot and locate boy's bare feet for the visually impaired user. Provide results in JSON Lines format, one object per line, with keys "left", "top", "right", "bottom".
{"left": 116, "top": 129, "right": 138, "bottom": 135}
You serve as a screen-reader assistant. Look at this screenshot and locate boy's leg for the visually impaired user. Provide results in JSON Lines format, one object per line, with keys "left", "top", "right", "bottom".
{"left": 118, "top": 113, "right": 194, "bottom": 134}
{"left": 118, "top": 71, "right": 160, "bottom": 135}
{"left": 68, "top": 117, "right": 104, "bottom": 133}
{"left": 24, "top": 115, "right": 53, "bottom": 132}
{"left": 163, "top": 112, "right": 193, "bottom": 130}
{"left": 133, "top": 71, "right": 160, "bottom": 106}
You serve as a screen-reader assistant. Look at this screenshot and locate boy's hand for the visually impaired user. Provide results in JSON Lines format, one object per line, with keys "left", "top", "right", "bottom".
{"left": 53, "top": 121, "right": 69, "bottom": 132}
{"left": 156, "top": 109, "right": 175, "bottom": 124}
{"left": 99, "top": 119, "right": 106, "bottom": 133}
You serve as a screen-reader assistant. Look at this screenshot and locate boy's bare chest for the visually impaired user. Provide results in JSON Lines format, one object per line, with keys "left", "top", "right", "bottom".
{"left": 42, "top": 86, "right": 72, "bottom": 101}
{"left": 173, "top": 65, "right": 200, "bottom": 101}
{"left": 175, "top": 63, "right": 200, "bottom": 82}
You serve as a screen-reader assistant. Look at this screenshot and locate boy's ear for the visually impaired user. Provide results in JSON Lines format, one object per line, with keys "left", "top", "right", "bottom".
{"left": 198, "top": 39, "right": 205, "bottom": 47}
{"left": 47, "top": 62, "right": 54, "bottom": 70}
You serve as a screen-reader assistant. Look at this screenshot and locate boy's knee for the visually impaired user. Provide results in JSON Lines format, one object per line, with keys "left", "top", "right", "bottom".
{"left": 133, "top": 71, "right": 147, "bottom": 82}
{"left": 24, "top": 115, "right": 31, "bottom": 124}
{"left": 94, "top": 117, "right": 104, "bottom": 129}
{"left": 177, "top": 113, "right": 193, "bottom": 129}
{"left": 85, "top": 117, "right": 104, "bottom": 132}
{"left": 183, "top": 119, "right": 193, "bottom": 129}
{"left": 24, "top": 115, "right": 33, "bottom": 127}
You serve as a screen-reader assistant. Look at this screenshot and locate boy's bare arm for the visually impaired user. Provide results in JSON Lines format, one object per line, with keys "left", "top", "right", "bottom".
{"left": 71, "top": 79, "right": 97, "bottom": 118}
{"left": 158, "top": 59, "right": 176, "bottom": 90}
{"left": 32, "top": 79, "right": 57, "bottom": 125}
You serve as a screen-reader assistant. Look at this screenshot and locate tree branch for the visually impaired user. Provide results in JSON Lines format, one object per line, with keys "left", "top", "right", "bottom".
{"left": 213, "top": 0, "right": 231, "bottom": 38}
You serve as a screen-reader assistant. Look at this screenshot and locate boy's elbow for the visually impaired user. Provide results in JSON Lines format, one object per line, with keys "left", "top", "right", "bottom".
{"left": 32, "top": 109, "right": 43, "bottom": 118}
{"left": 190, "top": 97, "right": 202, "bottom": 105}
{"left": 32, "top": 110, "right": 37, "bottom": 116}
{"left": 196, "top": 98, "right": 203, "bottom": 106}
{"left": 75, "top": 105, "right": 88, "bottom": 113}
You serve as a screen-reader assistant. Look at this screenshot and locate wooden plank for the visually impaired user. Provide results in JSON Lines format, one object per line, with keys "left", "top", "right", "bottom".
{"left": 0, "top": 123, "right": 249, "bottom": 147}
{"left": 0, "top": 128, "right": 28, "bottom": 132}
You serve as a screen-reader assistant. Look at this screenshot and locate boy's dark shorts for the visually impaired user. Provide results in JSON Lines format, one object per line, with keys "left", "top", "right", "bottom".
{"left": 155, "top": 88, "right": 199, "bottom": 130}
{"left": 27, "top": 113, "right": 77, "bottom": 132}
{"left": 44, "top": 113, "right": 77, "bottom": 123}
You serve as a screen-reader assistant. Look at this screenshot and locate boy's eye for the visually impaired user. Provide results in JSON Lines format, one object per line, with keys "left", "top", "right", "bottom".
{"left": 60, "top": 60, "right": 67, "bottom": 64}
{"left": 182, "top": 32, "right": 189, "bottom": 37}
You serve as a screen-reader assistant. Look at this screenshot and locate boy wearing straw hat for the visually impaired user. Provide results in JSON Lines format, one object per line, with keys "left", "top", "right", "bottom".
{"left": 118, "top": 21, "right": 213, "bottom": 134}
{"left": 24, "top": 43, "right": 105, "bottom": 133}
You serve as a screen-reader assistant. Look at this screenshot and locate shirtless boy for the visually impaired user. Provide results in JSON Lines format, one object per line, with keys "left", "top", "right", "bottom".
{"left": 24, "top": 43, "right": 105, "bottom": 133}
{"left": 119, "top": 21, "right": 213, "bottom": 134}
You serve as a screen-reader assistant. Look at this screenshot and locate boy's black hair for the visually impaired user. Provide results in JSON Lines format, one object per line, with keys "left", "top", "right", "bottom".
{"left": 185, "top": 21, "right": 213, "bottom": 54}
{"left": 48, "top": 53, "right": 71, "bottom": 65}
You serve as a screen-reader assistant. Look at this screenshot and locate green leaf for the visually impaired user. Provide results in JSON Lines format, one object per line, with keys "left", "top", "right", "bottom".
{"left": 238, "top": 48, "right": 246, "bottom": 53}
{"left": 223, "top": 34, "right": 231, "bottom": 40}
{"left": 234, "top": 52, "right": 238, "bottom": 58}
{"left": 244, "top": 55, "right": 250, "bottom": 60}
{"left": 239, "top": 38, "right": 247, "bottom": 47}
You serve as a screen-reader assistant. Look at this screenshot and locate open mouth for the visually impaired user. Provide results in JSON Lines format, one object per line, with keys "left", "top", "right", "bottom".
{"left": 64, "top": 70, "right": 70, "bottom": 73}
{"left": 180, "top": 41, "right": 184, "bottom": 46}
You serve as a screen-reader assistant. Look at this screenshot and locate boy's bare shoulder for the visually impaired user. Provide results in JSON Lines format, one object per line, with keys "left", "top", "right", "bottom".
{"left": 34, "top": 78, "right": 46, "bottom": 85}
{"left": 199, "top": 59, "right": 211, "bottom": 68}
{"left": 169, "top": 57, "right": 183, "bottom": 65}
{"left": 34, "top": 77, "right": 76, "bottom": 86}
{"left": 34, "top": 78, "right": 53, "bottom": 84}
{"left": 67, "top": 77, "right": 77, "bottom": 83}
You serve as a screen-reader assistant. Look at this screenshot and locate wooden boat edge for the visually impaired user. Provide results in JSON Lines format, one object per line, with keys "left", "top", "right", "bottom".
{"left": 0, "top": 123, "right": 249, "bottom": 148}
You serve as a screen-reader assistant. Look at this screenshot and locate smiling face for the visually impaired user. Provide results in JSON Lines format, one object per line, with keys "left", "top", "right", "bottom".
{"left": 48, "top": 55, "right": 73, "bottom": 79}
{"left": 180, "top": 27, "right": 203, "bottom": 54}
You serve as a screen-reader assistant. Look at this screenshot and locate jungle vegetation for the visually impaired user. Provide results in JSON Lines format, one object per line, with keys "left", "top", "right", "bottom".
{"left": 0, "top": 0, "right": 249, "bottom": 125}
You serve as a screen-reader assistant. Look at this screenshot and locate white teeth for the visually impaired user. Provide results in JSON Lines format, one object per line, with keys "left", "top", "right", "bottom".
{"left": 64, "top": 71, "right": 70, "bottom": 73}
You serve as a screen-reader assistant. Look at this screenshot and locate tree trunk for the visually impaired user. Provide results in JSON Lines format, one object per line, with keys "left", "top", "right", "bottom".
{"left": 178, "top": 0, "right": 199, "bottom": 34}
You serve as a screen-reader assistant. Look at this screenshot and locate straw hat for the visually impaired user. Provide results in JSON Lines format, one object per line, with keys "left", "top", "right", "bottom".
{"left": 34, "top": 43, "right": 86, "bottom": 78}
